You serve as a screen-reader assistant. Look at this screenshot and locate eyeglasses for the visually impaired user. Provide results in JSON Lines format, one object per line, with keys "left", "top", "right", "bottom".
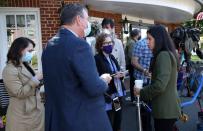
{"left": 103, "top": 41, "right": 113, "bottom": 45}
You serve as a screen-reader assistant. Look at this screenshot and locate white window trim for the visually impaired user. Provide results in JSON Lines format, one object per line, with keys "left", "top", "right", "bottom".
{"left": 0, "top": 13, "right": 7, "bottom": 79}
{"left": 0, "top": 7, "right": 40, "bottom": 12}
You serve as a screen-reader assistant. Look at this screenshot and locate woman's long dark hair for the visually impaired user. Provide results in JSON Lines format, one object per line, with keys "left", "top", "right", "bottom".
{"left": 147, "top": 25, "right": 179, "bottom": 69}
{"left": 7, "top": 37, "right": 35, "bottom": 67}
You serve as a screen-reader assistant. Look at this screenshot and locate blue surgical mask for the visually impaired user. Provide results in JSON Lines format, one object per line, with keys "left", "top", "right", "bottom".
{"left": 102, "top": 45, "right": 113, "bottom": 54}
{"left": 22, "top": 51, "right": 33, "bottom": 62}
{"left": 84, "top": 22, "right": 91, "bottom": 37}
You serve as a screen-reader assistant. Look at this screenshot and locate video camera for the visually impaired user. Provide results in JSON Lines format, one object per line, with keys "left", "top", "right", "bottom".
{"left": 170, "top": 27, "right": 200, "bottom": 49}
{"left": 170, "top": 26, "right": 201, "bottom": 60}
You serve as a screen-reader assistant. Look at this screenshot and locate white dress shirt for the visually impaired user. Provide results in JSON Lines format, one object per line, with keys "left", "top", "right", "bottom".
{"left": 112, "top": 38, "right": 126, "bottom": 71}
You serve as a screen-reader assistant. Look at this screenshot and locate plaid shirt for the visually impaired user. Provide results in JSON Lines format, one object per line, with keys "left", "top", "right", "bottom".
{"left": 132, "top": 38, "right": 153, "bottom": 84}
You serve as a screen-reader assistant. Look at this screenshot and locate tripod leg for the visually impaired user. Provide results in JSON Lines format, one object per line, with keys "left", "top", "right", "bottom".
{"left": 137, "top": 96, "right": 142, "bottom": 131}
{"left": 184, "top": 77, "right": 192, "bottom": 97}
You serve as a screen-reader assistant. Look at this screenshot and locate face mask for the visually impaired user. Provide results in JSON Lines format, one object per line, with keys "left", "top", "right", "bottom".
{"left": 111, "top": 31, "right": 116, "bottom": 39}
{"left": 108, "top": 29, "right": 115, "bottom": 39}
{"left": 84, "top": 22, "right": 91, "bottom": 37}
{"left": 138, "top": 36, "right": 141, "bottom": 41}
{"left": 22, "top": 51, "right": 33, "bottom": 62}
{"left": 102, "top": 29, "right": 111, "bottom": 35}
{"left": 102, "top": 28, "right": 115, "bottom": 39}
{"left": 102, "top": 45, "right": 113, "bottom": 54}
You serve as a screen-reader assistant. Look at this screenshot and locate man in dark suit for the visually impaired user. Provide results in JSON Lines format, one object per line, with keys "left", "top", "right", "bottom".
{"left": 42, "top": 3, "right": 112, "bottom": 131}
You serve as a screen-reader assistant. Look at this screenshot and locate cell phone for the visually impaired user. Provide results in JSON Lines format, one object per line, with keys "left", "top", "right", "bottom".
{"left": 39, "top": 79, "right": 44, "bottom": 86}
{"left": 113, "top": 97, "right": 121, "bottom": 111}
{"left": 110, "top": 70, "right": 129, "bottom": 77}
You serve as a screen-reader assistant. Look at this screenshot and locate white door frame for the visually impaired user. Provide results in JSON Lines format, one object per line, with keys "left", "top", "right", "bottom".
{"left": 0, "top": 12, "right": 8, "bottom": 79}
{"left": 0, "top": 7, "right": 42, "bottom": 79}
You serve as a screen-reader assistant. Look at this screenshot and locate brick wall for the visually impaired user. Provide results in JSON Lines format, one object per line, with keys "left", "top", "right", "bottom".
{"left": 4, "top": 0, "right": 82, "bottom": 47}
{"left": 40, "top": 0, "right": 82, "bottom": 46}
{"left": 39, "top": 0, "right": 60, "bottom": 46}
{"left": 3, "top": 0, "right": 122, "bottom": 46}
{"left": 6, "top": 0, "right": 40, "bottom": 7}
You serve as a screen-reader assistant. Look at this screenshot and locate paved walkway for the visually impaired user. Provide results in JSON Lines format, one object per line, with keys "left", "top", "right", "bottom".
{"left": 122, "top": 76, "right": 201, "bottom": 131}
{"left": 121, "top": 95, "right": 199, "bottom": 131}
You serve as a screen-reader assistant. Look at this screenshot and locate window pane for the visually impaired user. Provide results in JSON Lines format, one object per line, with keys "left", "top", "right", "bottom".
{"left": 26, "top": 15, "right": 35, "bottom": 28}
{"left": 6, "top": 15, "right": 15, "bottom": 28}
{"left": 7, "top": 29, "right": 16, "bottom": 48}
{"left": 15, "top": 28, "right": 26, "bottom": 37}
{"left": 27, "top": 28, "right": 35, "bottom": 38}
{"left": 31, "top": 51, "right": 38, "bottom": 70}
{"left": 17, "top": 15, "right": 25, "bottom": 27}
{"left": 26, "top": 15, "right": 37, "bottom": 69}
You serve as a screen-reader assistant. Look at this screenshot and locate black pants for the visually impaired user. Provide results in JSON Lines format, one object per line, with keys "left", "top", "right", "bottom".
{"left": 154, "top": 118, "right": 177, "bottom": 131}
{"left": 107, "top": 97, "right": 123, "bottom": 131}
{"left": 127, "top": 64, "right": 135, "bottom": 102}
{"left": 141, "top": 102, "right": 152, "bottom": 131}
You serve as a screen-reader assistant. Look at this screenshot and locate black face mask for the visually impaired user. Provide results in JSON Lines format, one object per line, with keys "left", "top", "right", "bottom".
{"left": 138, "top": 36, "right": 141, "bottom": 41}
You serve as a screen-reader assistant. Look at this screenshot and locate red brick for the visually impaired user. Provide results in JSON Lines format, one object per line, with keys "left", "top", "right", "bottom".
{"left": 5, "top": 0, "right": 123, "bottom": 47}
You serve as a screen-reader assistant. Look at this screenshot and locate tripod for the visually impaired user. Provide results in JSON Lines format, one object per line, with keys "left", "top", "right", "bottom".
{"left": 136, "top": 95, "right": 142, "bottom": 131}
{"left": 136, "top": 95, "right": 152, "bottom": 131}
{"left": 135, "top": 77, "right": 152, "bottom": 131}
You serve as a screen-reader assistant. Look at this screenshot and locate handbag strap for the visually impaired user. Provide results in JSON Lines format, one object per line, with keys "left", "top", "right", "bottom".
{"left": 23, "top": 62, "right": 35, "bottom": 76}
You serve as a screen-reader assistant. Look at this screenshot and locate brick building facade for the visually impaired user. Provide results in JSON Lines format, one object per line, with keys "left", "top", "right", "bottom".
{"left": 2, "top": 0, "right": 122, "bottom": 47}
{"left": 0, "top": 0, "right": 191, "bottom": 79}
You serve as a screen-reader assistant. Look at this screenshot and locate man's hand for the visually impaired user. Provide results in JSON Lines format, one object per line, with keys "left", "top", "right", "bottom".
{"left": 100, "top": 74, "right": 112, "bottom": 84}
{"left": 143, "top": 69, "right": 152, "bottom": 78}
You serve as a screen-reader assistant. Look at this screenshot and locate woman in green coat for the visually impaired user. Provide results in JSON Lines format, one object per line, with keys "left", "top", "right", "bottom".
{"left": 134, "top": 25, "right": 181, "bottom": 131}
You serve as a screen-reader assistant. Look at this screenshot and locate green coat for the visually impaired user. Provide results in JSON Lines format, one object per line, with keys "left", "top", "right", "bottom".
{"left": 140, "top": 51, "right": 181, "bottom": 119}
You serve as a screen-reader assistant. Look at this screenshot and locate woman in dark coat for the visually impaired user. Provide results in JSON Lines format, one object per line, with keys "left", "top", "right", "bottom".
{"left": 94, "top": 33, "right": 126, "bottom": 131}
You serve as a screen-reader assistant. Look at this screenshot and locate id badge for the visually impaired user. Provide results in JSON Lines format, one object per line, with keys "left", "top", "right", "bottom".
{"left": 113, "top": 97, "right": 121, "bottom": 111}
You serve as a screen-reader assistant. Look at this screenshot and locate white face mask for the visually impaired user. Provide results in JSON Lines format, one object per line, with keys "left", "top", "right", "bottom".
{"left": 102, "top": 28, "right": 115, "bottom": 39}
{"left": 84, "top": 22, "right": 91, "bottom": 37}
{"left": 109, "top": 29, "right": 115, "bottom": 39}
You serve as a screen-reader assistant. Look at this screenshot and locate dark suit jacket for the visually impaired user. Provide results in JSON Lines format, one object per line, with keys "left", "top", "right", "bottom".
{"left": 94, "top": 53, "right": 125, "bottom": 102}
{"left": 42, "top": 28, "right": 112, "bottom": 131}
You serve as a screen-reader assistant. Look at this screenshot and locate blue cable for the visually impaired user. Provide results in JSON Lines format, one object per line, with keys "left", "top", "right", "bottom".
{"left": 142, "top": 73, "right": 203, "bottom": 111}
{"left": 181, "top": 75, "right": 203, "bottom": 107}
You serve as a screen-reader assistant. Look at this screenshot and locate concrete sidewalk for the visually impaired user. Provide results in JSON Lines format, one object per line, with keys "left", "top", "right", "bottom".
{"left": 121, "top": 95, "right": 199, "bottom": 131}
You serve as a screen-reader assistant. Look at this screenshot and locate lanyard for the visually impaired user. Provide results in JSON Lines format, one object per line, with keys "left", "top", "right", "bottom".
{"left": 108, "top": 57, "right": 122, "bottom": 93}
{"left": 109, "top": 58, "right": 117, "bottom": 73}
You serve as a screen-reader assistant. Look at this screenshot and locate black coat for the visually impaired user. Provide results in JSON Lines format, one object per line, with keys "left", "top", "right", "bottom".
{"left": 94, "top": 53, "right": 125, "bottom": 103}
